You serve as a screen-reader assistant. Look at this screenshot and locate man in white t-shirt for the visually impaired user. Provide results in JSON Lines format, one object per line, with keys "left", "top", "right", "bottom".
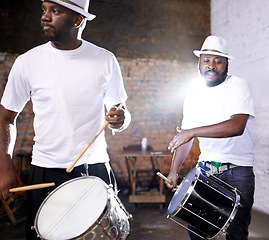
{"left": 165, "top": 36, "right": 255, "bottom": 240}
{"left": 0, "top": 0, "right": 131, "bottom": 239}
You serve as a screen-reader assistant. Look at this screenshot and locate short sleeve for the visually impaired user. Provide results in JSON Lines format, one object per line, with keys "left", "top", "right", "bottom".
{"left": 1, "top": 56, "right": 31, "bottom": 113}
{"left": 103, "top": 55, "right": 128, "bottom": 106}
{"left": 228, "top": 77, "right": 255, "bottom": 119}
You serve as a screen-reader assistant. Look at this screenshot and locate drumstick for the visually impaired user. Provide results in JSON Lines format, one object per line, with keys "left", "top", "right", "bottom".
{"left": 156, "top": 172, "right": 172, "bottom": 185}
{"left": 66, "top": 103, "right": 123, "bottom": 173}
{"left": 9, "top": 182, "right": 55, "bottom": 193}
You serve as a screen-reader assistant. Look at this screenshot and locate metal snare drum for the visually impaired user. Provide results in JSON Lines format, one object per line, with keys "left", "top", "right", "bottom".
{"left": 34, "top": 176, "right": 131, "bottom": 240}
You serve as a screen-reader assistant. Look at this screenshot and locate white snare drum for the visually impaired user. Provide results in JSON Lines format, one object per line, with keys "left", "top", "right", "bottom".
{"left": 34, "top": 176, "right": 131, "bottom": 240}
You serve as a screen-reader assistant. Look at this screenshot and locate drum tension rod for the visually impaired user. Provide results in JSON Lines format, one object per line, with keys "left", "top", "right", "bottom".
{"left": 84, "top": 163, "right": 89, "bottom": 176}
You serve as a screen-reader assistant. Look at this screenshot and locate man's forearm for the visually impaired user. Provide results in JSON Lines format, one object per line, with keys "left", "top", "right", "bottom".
{"left": 0, "top": 105, "right": 18, "bottom": 159}
{"left": 169, "top": 140, "right": 193, "bottom": 174}
{"left": 191, "top": 114, "right": 249, "bottom": 139}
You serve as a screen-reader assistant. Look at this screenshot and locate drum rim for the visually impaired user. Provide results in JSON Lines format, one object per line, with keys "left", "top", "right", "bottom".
{"left": 34, "top": 176, "right": 108, "bottom": 240}
{"left": 168, "top": 168, "right": 200, "bottom": 217}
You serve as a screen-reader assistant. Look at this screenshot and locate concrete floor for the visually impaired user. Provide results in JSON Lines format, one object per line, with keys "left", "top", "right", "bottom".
{"left": 0, "top": 191, "right": 269, "bottom": 240}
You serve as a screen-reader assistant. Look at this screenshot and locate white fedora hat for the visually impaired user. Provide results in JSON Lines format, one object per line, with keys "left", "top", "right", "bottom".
{"left": 193, "top": 35, "right": 233, "bottom": 60}
{"left": 41, "top": 0, "right": 96, "bottom": 21}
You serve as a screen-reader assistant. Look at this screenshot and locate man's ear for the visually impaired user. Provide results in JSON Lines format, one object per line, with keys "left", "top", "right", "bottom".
{"left": 74, "top": 15, "right": 84, "bottom": 28}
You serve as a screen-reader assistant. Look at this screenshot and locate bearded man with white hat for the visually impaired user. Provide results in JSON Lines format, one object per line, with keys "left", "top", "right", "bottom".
{"left": 0, "top": 0, "right": 131, "bottom": 239}
{"left": 165, "top": 36, "right": 255, "bottom": 239}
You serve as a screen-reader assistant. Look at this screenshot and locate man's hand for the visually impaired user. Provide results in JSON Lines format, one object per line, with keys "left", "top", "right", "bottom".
{"left": 168, "top": 129, "right": 194, "bottom": 153}
{"left": 105, "top": 106, "right": 125, "bottom": 129}
{"left": 165, "top": 172, "right": 178, "bottom": 192}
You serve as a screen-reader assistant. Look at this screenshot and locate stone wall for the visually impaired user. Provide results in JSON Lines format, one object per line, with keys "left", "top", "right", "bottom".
{"left": 211, "top": 0, "right": 269, "bottom": 214}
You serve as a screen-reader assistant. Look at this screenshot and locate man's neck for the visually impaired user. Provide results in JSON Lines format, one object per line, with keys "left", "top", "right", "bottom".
{"left": 51, "top": 39, "right": 82, "bottom": 50}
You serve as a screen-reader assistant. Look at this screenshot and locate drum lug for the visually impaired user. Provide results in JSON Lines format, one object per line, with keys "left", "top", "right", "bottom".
{"left": 31, "top": 226, "right": 41, "bottom": 239}
{"left": 128, "top": 213, "right": 133, "bottom": 221}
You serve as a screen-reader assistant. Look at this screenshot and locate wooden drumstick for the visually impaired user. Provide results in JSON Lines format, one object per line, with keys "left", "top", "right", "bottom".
{"left": 9, "top": 182, "right": 55, "bottom": 193}
{"left": 156, "top": 172, "right": 172, "bottom": 185}
{"left": 66, "top": 103, "right": 123, "bottom": 173}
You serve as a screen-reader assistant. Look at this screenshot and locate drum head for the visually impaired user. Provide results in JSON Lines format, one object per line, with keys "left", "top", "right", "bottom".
{"left": 167, "top": 168, "right": 200, "bottom": 216}
{"left": 35, "top": 176, "right": 108, "bottom": 240}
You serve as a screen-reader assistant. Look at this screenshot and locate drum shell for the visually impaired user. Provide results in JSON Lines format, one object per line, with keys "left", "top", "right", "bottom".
{"left": 167, "top": 168, "right": 239, "bottom": 239}
{"left": 86, "top": 189, "right": 130, "bottom": 240}
{"left": 78, "top": 189, "right": 130, "bottom": 240}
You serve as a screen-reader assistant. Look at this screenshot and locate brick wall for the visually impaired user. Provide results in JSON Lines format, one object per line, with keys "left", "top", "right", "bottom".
{"left": 106, "top": 58, "right": 200, "bottom": 183}
{"left": 0, "top": 53, "right": 200, "bottom": 186}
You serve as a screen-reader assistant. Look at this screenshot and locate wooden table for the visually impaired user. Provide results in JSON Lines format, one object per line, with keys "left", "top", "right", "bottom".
{"left": 121, "top": 150, "right": 172, "bottom": 205}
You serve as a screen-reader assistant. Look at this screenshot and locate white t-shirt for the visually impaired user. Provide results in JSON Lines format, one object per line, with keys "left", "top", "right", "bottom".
{"left": 182, "top": 75, "right": 255, "bottom": 166}
{"left": 1, "top": 40, "right": 128, "bottom": 168}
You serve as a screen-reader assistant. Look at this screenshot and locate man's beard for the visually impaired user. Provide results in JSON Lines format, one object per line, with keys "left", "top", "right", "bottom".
{"left": 42, "top": 22, "right": 73, "bottom": 46}
{"left": 44, "top": 28, "right": 72, "bottom": 45}
{"left": 200, "top": 65, "right": 229, "bottom": 87}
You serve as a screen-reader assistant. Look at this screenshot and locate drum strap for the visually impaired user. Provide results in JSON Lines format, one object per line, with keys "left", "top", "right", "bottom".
{"left": 198, "top": 161, "right": 239, "bottom": 176}
{"left": 105, "top": 162, "right": 118, "bottom": 193}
